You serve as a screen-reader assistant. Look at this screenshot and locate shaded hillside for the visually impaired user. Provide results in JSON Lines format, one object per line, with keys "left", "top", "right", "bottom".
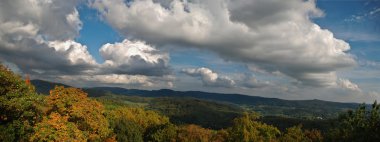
{"left": 31, "top": 80, "right": 361, "bottom": 118}
{"left": 88, "top": 87, "right": 360, "bottom": 118}
{"left": 96, "top": 94, "right": 244, "bottom": 129}
{"left": 89, "top": 87, "right": 358, "bottom": 108}
{"left": 259, "top": 116, "right": 333, "bottom": 132}
{"left": 31, "top": 79, "right": 70, "bottom": 95}
{"left": 148, "top": 97, "right": 243, "bottom": 129}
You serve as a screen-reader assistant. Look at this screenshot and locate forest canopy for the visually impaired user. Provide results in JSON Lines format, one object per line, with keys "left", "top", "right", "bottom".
{"left": 1, "top": 64, "right": 379, "bottom": 142}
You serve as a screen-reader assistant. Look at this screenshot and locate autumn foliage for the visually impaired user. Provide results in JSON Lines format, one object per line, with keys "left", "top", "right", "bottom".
{"left": 0, "top": 64, "right": 42, "bottom": 141}
{"left": 31, "top": 86, "right": 112, "bottom": 141}
{"left": 2, "top": 63, "right": 379, "bottom": 142}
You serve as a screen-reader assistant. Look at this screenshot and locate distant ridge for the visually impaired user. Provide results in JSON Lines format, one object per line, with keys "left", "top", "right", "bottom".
{"left": 31, "top": 79, "right": 71, "bottom": 95}
{"left": 31, "top": 79, "right": 360, "bottom": 110}
{"left": 87, "top": 87, "right": 359, "bottom": 110}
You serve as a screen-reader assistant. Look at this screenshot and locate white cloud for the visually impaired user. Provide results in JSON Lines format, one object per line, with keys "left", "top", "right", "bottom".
{"left": 0, "top": 0, "right": 172, "bottom": 76}
{"left": 99, "top": 39, "right": 170, "bottom": 76}
{"left": 55, "top": 74, "right": 175, "bottom": 89}
{"left": 0, "top": 0, "right": 95, "bottom": 75}
{"left": 64, "top": 74, "right": 152, "bottom": 87}
{"left": 48, "top": 40, "right": 97, "bottom": 65}
{"left": 182, "top": 67, "right": 235, "bottom": 88}
{"left": 337, "top": 78, "right": 361, "bottom": 92}
{"left": 344, "top": 7, "right": 380, "bottom": 22}
{"left": 1, "top": 0, "right": 373, "bottom": 102}
{"left": 91, "top": 0, "right": 356, "bottom": 87}
{"left": 0, "top": 0, "right": 83, "bottom": 40}
{"left": 66, "top": 8, "right": 83, "bottom": 32}
{"left": 241, "top": 75, "right": 272, "bottom": 89}
{"left": 336, "top": 32, "right": 380, "bottom": 42}
{"left": 0, "top": 0, "right": 174, "bottom": 90}
{"left": 370, "top": 8, "right": 380, "bottom": 15}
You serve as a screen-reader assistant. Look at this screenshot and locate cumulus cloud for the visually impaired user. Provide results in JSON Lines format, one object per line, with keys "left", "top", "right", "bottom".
{"left": 56, "top": 74, "right": 175, "bottom": 89}
{"left": 0, "top": 0, "right": 83, "bottom": 40}
{"left": 0, "top": 0, "right": 95, "bottom": 75}
{"left": 0, "top": 0, "right": 368, "bottom": 101}
{"left": 0, "top": 0, "right": 173, "bottom": 89}
{"left": 48, "top": 40, "right": 97, "bottom": 66}
{"left": 91, "top": 0, "right": 356, "bottom": 87}
{"left": 99, "top": 39, "right": 170, "bottom": 76}
{"left": 337, "top": 78, "right": 361, "bottom": 92}
{"left": 240, "top": 75, "right": 272, "bottom": 89}
{"left": 182, "top": 67, "right": 235, "bottom": 88}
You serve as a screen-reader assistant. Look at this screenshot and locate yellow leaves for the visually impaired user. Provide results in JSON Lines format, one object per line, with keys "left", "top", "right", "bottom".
{"left": 107, "top": 107, "right": 169, "bottom": 130}
{"left": 177, "top": 124, "right": 213, "bottom": 142}
{"left": 104, "top": 135, "right": 117, "bottom": 142}
{"left": 48, "top": 113, "right": 68, "bottom": 130}
{"left": 228, "top": 112, "right": 281, "bottom": 142}
{"left": 32, "top": 86, "right": 112, "bottom": 141}
{"left": 30, "top": 112, "right": 86, "bottom": 142}
{"left": 304, "top": 129, "right": 323, "bottom": 142}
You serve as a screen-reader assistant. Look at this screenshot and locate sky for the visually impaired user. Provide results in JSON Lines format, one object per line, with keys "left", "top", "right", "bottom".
{"left": 0, "top": 0, "right": 379, "bottom": 103}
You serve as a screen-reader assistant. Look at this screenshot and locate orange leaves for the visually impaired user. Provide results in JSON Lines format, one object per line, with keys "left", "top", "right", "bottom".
{"left": 177, "top": 124, "right": 213, "bottom": 142}
{"left": 304, "top": 129, "right": 323, "bottom": 142}
{"left": 47, "top": 112, "right": 68, "bottom": 130}
{"left": 107, "top": 107, "right": 169, "bottom": 130}
{"left": 30, "top": 112, "right": 86, "bottom": 142}
{"left": 25, "top": 74, "right": 30, "bottom": 86}
{"left": 31, "top": 86, "right": 112, "bottom": 141}
{"left": 228, "top": 113, "right": 281, "bottom": 142}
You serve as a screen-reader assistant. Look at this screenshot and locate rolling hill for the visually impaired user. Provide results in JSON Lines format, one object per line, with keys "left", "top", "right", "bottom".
{"left": 31, "top": 79, "right": 360, "bottom": 119}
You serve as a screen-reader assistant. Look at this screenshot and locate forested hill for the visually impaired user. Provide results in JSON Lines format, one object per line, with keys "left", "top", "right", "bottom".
{"left": 31, "top": 79, "right": 360, "bottom": 119}
{"left": 88, "top": 87, "right": 359, "bottom": 109}
{"left": 1, "top": 52, "right": 377, "bottom": 142}
{"left": 31, "top": 79, "right": 70, "bottom": 94}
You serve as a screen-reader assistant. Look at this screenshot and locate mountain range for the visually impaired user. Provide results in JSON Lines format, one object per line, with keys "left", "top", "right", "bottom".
{"left": 31, "top": 79, "right": 360, "bottom": 119}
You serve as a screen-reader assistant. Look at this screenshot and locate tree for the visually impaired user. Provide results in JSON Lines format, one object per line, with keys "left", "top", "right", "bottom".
{"left": 228, "top": 112, "right": 280, "bottom": 142}
{"left": 210, "top": 129, "right": 229, "bottom": 142}
{"left": 31, "top": 86, "right": 112, "bottom": 141}
{"left": 113, "top": 118, "right": 144, "bottom": 142}
{"left": 30, "top": 112, "right": 86, "bottom": 141}
{"left": 144, "top": 123, "right": 177, "bottom": 142}
{"left": 279, "top": 125, "right": 311, "bottom": 142}
{"left": 0, "top": 64, "right": 43, "bottom": 141}
{"left": 304, "top": 129, "right": 323, "bottom": 142}
{"left": 327, "top": 101, "right": 380, "bottom": 142}
{"left": 177, "top": 124, "right": 213, "bottom": 142}
{"left": 107, "top": 107, "right": 169, "bottom": 131}
{"left": 106, "top": 107, "right": 170, "bottom": 141}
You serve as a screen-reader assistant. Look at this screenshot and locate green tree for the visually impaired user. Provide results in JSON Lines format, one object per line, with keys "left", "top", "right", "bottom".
{"left": 228, "top": 112, "right": 280, "bottom": 142}
{"left": 0, "top": 64, "right": 44, "bottom": 141}
{"left": 280, "top": 125, "right": 311, "bottom": 142}
{"left": 211, "top": 129, "right": 229, "bottom": 142}
{"left": 144, "top": 123, "right": 177, "bottom": 142}
{"left": 106, "top": 107, "right": 170, "bottom": 141}
{"left": 304, "top": 129, "right": 323, "bottom": 142}
{"left": 113, "top": 118, "right": 144, "bottom": 142}
{"left": 328, "top": 101, "right": 380, "bottom": 142}
{"left": 106, "top": 107, "right": 169, "bottom": 130}
{"left": 177, "top": 124, "right": 213, "bottom": 142}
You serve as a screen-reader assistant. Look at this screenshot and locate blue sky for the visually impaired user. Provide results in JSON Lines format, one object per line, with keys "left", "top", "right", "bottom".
{"left": 1, "top": 0, "right": 380, "bottom": 102}
{"left": 76, "top": 5, "right": 122, "bottom": 63}
{"left": 75, "top": 0, "right": 380, "bottom": 73}
{"left": 313, "top": 0, "right": 380, "bottom": 93}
